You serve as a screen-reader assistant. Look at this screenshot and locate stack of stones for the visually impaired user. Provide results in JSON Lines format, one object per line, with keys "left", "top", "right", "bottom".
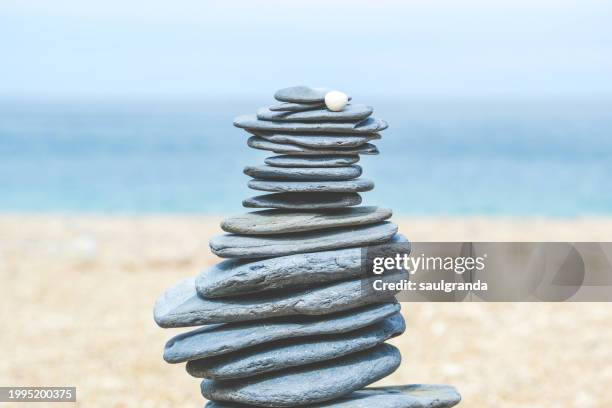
{"left": 154, "top": 86, "right": 461, "bottom": 407}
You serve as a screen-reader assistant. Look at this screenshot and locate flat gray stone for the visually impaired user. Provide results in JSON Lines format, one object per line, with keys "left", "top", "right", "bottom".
{"left": 209, "top": 222, "right": 397, "bottom": 258}
{"left": 201, "top": 344, "right": 401, "bottom": 407}
{"left": 265, "top": 155, "right": 360, "bottom": 168}
{"left": 187, "top": 313, "right": 405, "bottom": 379}
{"left": 248, "top": 178, "right": 374, "bottom": 194}
{"left": 196, "top": 234, "right": 409, "bottom": 298}
{"left": 247, "top": 137, "right": 379, "bottom": 156}
{"left": 205, "top": 384, "right": 461, "bottom": 408}
{"left": 243, "top": 165, "right": 362, "bottom": 181}
{"left": 234, "top": 115, "right": 388, "bottom": 134}
{"left": 163, "top": 302, "right": 400, "bottom": 363}
{"left": 248, "top": 136, "right": 379, "bottom": 155}
{"left": 221, "top": 206, "right": 392, "bottom": 235}
{"left": 269, "top": 101, "right": 325, "bottom": 112}
{"left": 243, "top": 192, "right": 362, "bottom": 210}
{"left": 274, "top": 86, "right": 349, "bottom": 103}
{"left": 314, "top": 385, "right": 462, "bottom": 408}
{"left": 154, "top": 268, "right": 406, "bottom": 327}
{"left": 257, "top": 104, "right": 373, "bottom": 123}
{"left": 255, "top": 132, "right": 380, "bottom": 148}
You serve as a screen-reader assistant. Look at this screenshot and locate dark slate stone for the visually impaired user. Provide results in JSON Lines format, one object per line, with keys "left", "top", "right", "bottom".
{"left": 196, "top": 234, "right": 408, "bottom": 298}
{"left": 220, "top": 206, "right": 392, "bottom": 235}
{"left": 204, "top": 384, "right": 462, "bottom": 408}
{"left": 200, "top": 344, "right": 401, "bottom": 407}
{"left": 154, "top": 268, "right": 406, "bottom": 328}
{"left": 265, "top": 155, "right": 360, "bottom": 168}
{"left": 248, "top": 137, "right": 379, "bottom": 155}
{"left": 187, "top": 313, "right": 405, "bottom": 379}
{"left": 269, "top": 101, "right": 325, "bottom": 112}
{"left": 274, "top": 86, "right": 348, "bottom": 103}
{"left": 234, "top": 115, "right": 388, "bottom": 134}
{"left": 243, "top": 192, "right": 362, "bottom": 210}
{"left": 257, "top": 104, "right": 373, "bottom": 123}
{"left": 255, "top": 132, "right": 380, "bottom": 148}
{"left": 209, "top": 222, "right": 397, "bottom": 258}
{"left": 163, "top": 302, "right": 400, "bottom": 363}
{"left": 243, "top": 165, "right": 362, "bottom": 181}
{"left": 248, "top": 178, "right": 374, "bottom": 194}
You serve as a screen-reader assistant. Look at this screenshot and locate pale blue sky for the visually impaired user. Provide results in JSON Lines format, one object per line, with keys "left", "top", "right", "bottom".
{"left": 1, "top": 0, "right": 611, "bottom": 98}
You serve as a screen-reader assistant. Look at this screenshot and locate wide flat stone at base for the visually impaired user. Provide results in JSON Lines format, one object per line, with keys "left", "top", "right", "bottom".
{"left": 255, "top": 132, "right": 380, "bottom": 148}
{"left": 248, "top": 137, "right": 379, "bottom": 155}
{"left": 234, "top": 115, "right": 388, "bottom": 134}
{"left": 257, "top": 104, "right": 372, "bottom": 123}
{"left": 221, "top": 206, "right": 391, "bottom": 235}
{"left": 244, "top": 165, "right": 362, "bottom": 181}
{"left": 265, "top": 155, "right": 360, "bottom": 168}
{"left": 205, "top": 384, "right": 461, "bottom": 408}
{"left": 243, "top": 192, "right": 362, "bottom": 210}
{"left": 209, "top": 222, "right": 397, "bottom": 258}
{"left": 163, "top": 302, "right": 400, "bottom": 363}
{"left": 155, "top": 268, "right": 404, "bottom": 328}
{"left": 197, "top": 234, "right": 408, "bottom": 298}
{"left": 201, "top": 344, "right": 401, "bottom": 407}
{"left": 187, "top": 313, "right": 405, "bottom": 379}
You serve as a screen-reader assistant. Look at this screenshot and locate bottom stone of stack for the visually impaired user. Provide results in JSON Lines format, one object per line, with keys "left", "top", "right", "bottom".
{"left": 201, "top": 344, "right": 401, "bottom": 407}
{"left": 205, "top": 384, "right": 461, "bottom": 408}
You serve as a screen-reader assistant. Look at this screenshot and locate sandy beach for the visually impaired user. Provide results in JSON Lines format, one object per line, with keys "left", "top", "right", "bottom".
{"left": 1, "top": 215, "right": 612, "bottom": 407}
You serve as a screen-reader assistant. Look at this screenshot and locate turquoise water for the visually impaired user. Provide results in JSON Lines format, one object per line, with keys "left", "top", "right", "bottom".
{"left": 1, "top": 97, "right": 611, "bottom": 216}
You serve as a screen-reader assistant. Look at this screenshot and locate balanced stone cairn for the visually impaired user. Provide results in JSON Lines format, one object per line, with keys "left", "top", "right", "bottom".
{"left": 154, "top": 86, "right": 461, "bottom": 407}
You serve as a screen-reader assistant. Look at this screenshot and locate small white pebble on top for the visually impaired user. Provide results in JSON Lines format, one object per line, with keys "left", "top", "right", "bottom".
{"left": 324, "top": 91, "right": 349, "bottom": 112}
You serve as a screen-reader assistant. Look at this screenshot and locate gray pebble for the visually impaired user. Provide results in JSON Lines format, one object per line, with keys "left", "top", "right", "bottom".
{"left": 187, "top": 313, "right": 405, "bottom": 379}
{"left": 234, "top": 115, "right": 388, "bottom": 134}
{"left": 255, "top": 132, "right": 380, "bottom": 148}
{"left": 244, "top": 165, "right": 362, "bottom": 181}
{"left": 243, "top": 192, "right": 362, "bottom": 210}
{"left": 200, "top": 344, "right": 401, "bottom": 407}
{"left": 248, "top": 178, "right": 374, "bottom": 194}
{"left": 209, "top": 222, "right": 396, "bottom": 258}
{"left": 257, "top": 104, "right": 372, "bottom": 123}
{"left": 248, "top": 136, "right": 379, "bottom": 155}
{"left": 163, "top": 302, "right": 400, "bottom": 363}
{"left": 205, "top": 384, "right": 461, "bottom": 408}
{"left": 269, "top": 101, "right": 325, "bottom": 112}
{"left": 154, "top": 268, "right": 406, "bottom": 328}
{"left": 265, "top": 155, "right": 359, "bottom": 168}
{"left": 197, "top": 234, "right": 408, "bottom": 298}
{"left": 274, "top": 86, "right": 347, "bottom": 103}
{"left": 221, "top": 206, "right": 391, "bottom": 235}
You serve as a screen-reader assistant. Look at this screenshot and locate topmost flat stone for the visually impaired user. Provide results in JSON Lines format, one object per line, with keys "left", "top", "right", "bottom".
{"left": 204, "top": 384, "right": 461, "bottom": 408}
{"left": 275, "top": 86, "right": 351, "bottom": 103}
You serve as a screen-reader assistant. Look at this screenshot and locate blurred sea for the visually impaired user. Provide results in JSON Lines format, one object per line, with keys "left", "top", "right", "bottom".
{"left": 1, "top": 96, "right": 611, "bottom": 216}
